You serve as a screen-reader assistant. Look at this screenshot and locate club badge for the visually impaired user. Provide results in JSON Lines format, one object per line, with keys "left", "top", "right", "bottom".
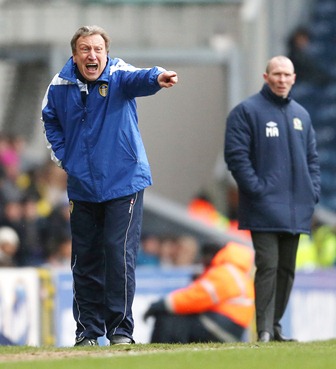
{"left": 99, "top": 84, "right": 108, "bottom": 97}
{"left": 293, "top": 118, "right": 303, "bottom": 131}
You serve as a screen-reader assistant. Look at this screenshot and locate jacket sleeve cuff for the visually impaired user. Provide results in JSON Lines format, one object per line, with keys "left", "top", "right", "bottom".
{"left": 151, "top": 66, "right": 166, "bottom": 87}
{"left": 165, "top": 294, "right": 175, "bottom": 313}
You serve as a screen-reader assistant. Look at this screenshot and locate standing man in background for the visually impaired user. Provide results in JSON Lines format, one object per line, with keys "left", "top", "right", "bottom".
{"left": 41, "top": 25, "right": 178, "bottom": 346}
{"left": 224, "top": 56, "right": 320, "bottom": 342}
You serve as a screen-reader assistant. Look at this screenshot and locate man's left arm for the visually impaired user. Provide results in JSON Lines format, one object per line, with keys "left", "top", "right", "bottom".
{"left": 114, "top": 59, "right": 177, "bottom": 97}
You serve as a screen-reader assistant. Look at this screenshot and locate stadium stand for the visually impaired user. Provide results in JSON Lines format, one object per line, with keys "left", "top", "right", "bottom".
{"left": 290, "top": 0, "right": 336, "bottom": 213}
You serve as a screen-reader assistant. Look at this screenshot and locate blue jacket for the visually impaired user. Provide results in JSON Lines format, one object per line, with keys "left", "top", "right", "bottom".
{"left": 42, "top": 56, "right": 164, "bottom": 202}
{"left": 224, "top": 84, "right": 320, "bottom": 234}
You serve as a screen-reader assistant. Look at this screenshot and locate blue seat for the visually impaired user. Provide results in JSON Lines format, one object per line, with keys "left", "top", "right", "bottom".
{"left": 289, "top": 0, "right": 336, "bottom": 214}
{"left": 313, "top": 0, "right": 336, "bottom": 21}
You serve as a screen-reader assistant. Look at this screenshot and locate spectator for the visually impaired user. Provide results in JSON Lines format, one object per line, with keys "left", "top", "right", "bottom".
{"left": 0, "top": 226, "right": 20, "bottom": 267}
{"left": 159, "top": 235, "right": 180, "bottom": 267}
{"left": 173, "top": 235, "right": 199, "bottom": 266}
{"left": 0, "top": 134, "right": 20, "bottom": 181}
{"left": 0, "top": 165, "right": 8, "bottom": 221}
{"left": 0, "top": 196, "right": 23, "bottom": 243}
{"left": 188, "top": 192, "right": 227, "bottom": 229}
{"left": 143, "top": 242, "right": 255, "bottom": 343}
{"left": 40, "top": 198, "right": 71, "bottom": 255}
{"left": 137, "top": 233, "right": 161, "bottom": 266}
{"left": 17, "top": 194, "right": 45, "bottom": 266}
{"left": 312, "top": 223, "right": 336, "bottom": 267}
{"left": 287, "top": 26, "right": 332, "bottom": 86}
{"left": 188, "top": 192, "right": 251, "bottom": 242}
{"left": 45, "top": 233, "right": 72, "bottom": 268}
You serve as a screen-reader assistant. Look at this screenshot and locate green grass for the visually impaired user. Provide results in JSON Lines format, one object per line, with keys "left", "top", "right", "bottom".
{"left": 0, "top": 341, "right": 335, "bottom": 369}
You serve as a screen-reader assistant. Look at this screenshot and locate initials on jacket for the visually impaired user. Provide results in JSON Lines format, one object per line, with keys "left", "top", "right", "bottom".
{"left": 224, "top": 84, "right": 320, "bottom": 234}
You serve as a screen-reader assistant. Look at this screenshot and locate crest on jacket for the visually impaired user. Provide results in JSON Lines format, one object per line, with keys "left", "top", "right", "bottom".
{"left": 99, "top": 84, "right": 108, "bottom": 97}
{"left": 293, "top": 117, "right": 303, "bottom": 130}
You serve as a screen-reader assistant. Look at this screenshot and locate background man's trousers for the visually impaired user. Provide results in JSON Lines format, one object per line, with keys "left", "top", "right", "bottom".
{"left": 251, "top": 232, "right": 300, "bottom": 335}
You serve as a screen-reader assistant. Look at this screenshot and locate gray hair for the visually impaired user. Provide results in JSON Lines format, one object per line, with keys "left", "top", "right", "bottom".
{"left": 71, "top": 25, "right": 110, "bottom": 53}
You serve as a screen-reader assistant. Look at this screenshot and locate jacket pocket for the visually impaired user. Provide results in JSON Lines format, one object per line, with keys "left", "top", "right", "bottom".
{"left": 121, "top": 131, "right": 138, "bottom": 161}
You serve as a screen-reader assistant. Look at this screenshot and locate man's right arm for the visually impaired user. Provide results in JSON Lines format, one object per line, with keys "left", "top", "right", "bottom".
{"left": 41, "top": 82, "right": 65, "bottom": 168}
{"left": 224, "top": 105, "right": 263, "bottom": 196}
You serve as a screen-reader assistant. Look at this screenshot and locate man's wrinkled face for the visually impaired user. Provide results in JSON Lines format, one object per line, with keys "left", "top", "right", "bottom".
{"left": 72, "top": 34, "right": 108, "bottom": 81}
{"left": 263, "top": 59, "right": 296, "bottom": 98}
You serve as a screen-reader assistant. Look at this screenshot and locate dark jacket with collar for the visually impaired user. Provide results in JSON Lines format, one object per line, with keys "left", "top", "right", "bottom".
{"left": 224, "top": 84, "right": 320, "bottom": 234}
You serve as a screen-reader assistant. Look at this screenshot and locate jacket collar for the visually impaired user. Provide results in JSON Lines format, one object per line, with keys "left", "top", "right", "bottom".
{"left": 59, "top": 56, "right": 111, "bottom": 84}
{"left": 260, "top": 83, "right": 292, "bottom": 106}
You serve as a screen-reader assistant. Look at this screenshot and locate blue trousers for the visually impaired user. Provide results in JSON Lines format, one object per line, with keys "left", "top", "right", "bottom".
{"left": 70, "top": 191, "right": 144, "bottom": 342}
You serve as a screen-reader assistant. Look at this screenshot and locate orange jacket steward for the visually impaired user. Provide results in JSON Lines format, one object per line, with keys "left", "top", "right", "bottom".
{"left": 165, "top": 242, "right": 255, "bottom": 328}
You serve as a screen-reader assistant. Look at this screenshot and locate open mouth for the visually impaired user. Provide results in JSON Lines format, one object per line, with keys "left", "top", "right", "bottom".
{"left": 86, "top": 63, "right": 98, "bottom": 71}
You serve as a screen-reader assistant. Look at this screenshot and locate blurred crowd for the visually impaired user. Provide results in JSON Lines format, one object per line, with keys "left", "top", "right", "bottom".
{"left": 138, "top": 234, "right": 200, "bottom": 267}
{"left": 185, "top": 192, "right": 336, "bottom": 270}
{"left": 0, "top": 132, "right": 71, "bottom": 267}
{"left": 0, "top": 131, "right": 204, "bottom": 269}
{"left": 0, "top": 130, "right": 336, "bottom": 270}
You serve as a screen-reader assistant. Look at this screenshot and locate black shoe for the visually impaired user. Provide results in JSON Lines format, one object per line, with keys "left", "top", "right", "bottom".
{"left": 110, "top": 334, "right": 134, "bottom": 345}
{"left": 74, "top": 337, "right": 99, "bottom": 346}
{"left": 257, "top": 331, "right": 273, "bottom": 342}
{"left": 273, "top": 330, "right": 297, "bottom": 342}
